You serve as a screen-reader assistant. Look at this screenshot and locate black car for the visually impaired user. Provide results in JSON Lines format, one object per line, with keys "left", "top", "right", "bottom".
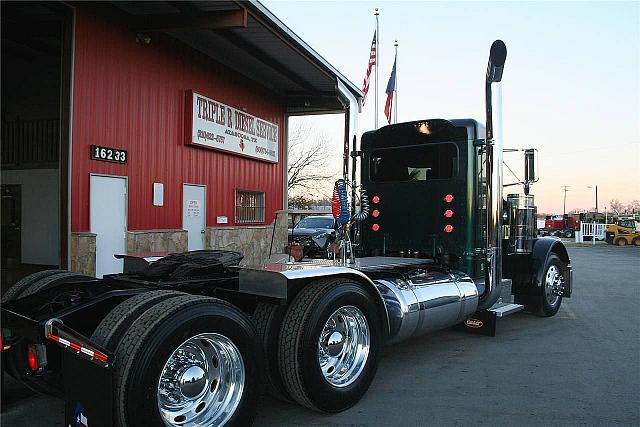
{"left": 288, "top": 215, "right": 336, "bottom": 258}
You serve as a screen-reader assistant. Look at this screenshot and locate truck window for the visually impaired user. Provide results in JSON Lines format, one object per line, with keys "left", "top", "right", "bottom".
{"left": 370, "top": 143, "right": 458, "bottom": 182}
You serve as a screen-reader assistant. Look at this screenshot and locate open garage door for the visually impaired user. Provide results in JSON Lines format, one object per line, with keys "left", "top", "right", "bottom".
{"left": 1, "top": 2, "right": 73, "bottom": 289}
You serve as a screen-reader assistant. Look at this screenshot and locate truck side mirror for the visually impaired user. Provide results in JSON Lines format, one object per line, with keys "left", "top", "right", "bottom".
{"left": 524, "top": 149, "right": 536, "bottom": 182}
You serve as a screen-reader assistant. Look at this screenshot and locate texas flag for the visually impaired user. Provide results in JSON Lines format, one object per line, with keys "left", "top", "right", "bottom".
{"left": 384, "top": 55, "right": 397, "bottom": 124}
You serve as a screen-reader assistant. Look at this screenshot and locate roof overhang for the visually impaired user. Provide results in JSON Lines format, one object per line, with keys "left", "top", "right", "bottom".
{"left": 102, "top": 1, "right": 362, "bottom": 115}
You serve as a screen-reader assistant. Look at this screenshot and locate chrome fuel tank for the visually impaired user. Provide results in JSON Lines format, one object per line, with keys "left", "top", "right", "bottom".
{"left": 374, "top": 270, "right": 478, "bottom": 344}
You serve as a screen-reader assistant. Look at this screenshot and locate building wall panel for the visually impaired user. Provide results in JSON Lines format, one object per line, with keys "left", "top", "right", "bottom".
{"left": 71, "top": 6, "right": 285, "bottom": 232}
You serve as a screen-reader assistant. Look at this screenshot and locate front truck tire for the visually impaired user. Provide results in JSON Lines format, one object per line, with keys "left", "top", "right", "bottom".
{"left": 111, "top": 294, "right": 264, "bottom": 427}
{"left": 278, "top": 278, "right": 382, "bottom": 412}
{"left": 537, "top": 254, "right": 566, "bottom": 317}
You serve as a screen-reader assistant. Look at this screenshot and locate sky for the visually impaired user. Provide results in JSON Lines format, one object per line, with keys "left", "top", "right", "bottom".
{"left": 263, "top": 0, "right": 640, "bottom": 214}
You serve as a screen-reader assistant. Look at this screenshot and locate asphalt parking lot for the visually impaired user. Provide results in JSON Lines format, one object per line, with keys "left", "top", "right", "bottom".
{"left": 2, "top": 245, "right": 639, "bottom": 426}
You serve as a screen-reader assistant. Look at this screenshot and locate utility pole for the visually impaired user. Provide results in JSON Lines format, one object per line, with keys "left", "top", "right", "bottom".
{"left": 561, "top": 185, "right": 570, "bottom": 215}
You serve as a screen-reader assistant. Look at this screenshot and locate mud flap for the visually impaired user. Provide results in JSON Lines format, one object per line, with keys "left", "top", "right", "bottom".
{"left": 458, "top": 310, "right": 497, "bottom": 337}
{"left": 63, "top": 352, "right": 112, "bottom": 427}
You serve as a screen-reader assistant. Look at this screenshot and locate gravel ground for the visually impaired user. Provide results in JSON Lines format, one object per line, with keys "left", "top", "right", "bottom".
{"left": 2, "top": 245, "right": 639, "bottom": 426}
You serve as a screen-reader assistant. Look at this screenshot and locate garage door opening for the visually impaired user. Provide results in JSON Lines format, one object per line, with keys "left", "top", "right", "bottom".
{"left": 1, "top": 2, "right": 73, "bottom": 289}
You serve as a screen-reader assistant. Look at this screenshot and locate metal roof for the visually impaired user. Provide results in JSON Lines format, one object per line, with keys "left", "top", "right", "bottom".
{"left": 110, "top": 1, "right": 362, "bottom": 115}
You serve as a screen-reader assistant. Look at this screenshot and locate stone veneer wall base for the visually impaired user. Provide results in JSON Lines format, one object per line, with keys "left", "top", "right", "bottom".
{"left": 206, "top": 210, "right": 289, "bottom": 267}
{"left": 70, "top": 232, "right": 96, "bottom": 277}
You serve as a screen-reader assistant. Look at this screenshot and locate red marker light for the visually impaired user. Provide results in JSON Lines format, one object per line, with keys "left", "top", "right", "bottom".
{"left": 372, "top": 209, "right": 380, "bottom": 218}
{"left": 372, "top": 195, "right": 380, "bottom": 204}
{"left": 372, "top": 223, "right": 380, "bottom": 231}
{"left": 27, "top": 345, "right": 39, "bottom": 371}
{"left": 444, "top": 209, "right": 454, "bottom": 218}
{"left": 444, "top": 194, "right": 454, "bottom": 203}
{"left": 444, "top": 224, "right": 454, "bottom": 233}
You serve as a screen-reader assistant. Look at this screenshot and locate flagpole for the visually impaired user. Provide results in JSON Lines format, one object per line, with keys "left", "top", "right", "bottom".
{"left": 394, "top": 40, "right": 398, "bottom": 124}
{"left": 375, "top": 8, "right": 379, "bottom": 129}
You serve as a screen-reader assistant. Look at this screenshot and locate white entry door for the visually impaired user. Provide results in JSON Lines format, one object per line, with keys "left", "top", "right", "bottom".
{"left": 90, "top": 175, "right": 127, "bottom": 278}
{"left": 183, "top": 184, "right": 206, "bottom": 251}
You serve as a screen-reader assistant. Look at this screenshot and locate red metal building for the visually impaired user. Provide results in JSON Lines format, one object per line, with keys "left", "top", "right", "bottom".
{"left": 1, "top": 1, "right": 362, "bottom": 282}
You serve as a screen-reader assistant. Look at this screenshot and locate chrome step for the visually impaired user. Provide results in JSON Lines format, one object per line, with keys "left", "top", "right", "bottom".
{"left": 488, "top": 303, "right": 524, "bottom": 317}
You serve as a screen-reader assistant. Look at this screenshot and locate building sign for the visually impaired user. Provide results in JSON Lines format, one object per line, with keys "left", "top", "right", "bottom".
{"left": 90, "top": 145, "right": 127, "bottom": 164}
{"left": 186, "top": 91, "right": 279, "bottom": 163}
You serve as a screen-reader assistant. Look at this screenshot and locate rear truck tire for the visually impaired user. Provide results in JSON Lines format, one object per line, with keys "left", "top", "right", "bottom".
{"left": 615, "top": 237, "right": 627, "bottom": 246}
{"left": 1, "top": 269, "right": 66, "bottom": 302}
{"left": 537, "top": 254, "right": 565, "bottom": 317}
{"left": 19, "top": 271, "right": 92, "bottom": 299}
{"left": 278, "top": 278, "right": 382, "bottom": 412}
{"left": 90, "top": 290, "right": 187, "bottom": 351}
{"left": 2, "top": 270, "right": 90, "bottom": 396}
{"left": 252, "top": 302, "right": 291, "bottom": 402}
{"left": 111, "top": 294, "right": 264, "bottom": 427}
{"left": 632, "top": 237, "right": 640, "bottom": 246}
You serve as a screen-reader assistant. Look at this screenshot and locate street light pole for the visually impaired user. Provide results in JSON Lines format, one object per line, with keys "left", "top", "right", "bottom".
{"left": 587, "top": 185, "right": 598, "bottom": 212}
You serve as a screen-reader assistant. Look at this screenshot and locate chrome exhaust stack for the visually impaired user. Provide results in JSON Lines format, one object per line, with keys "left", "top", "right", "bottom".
{"left": 479, "top": 40, "right": 507, "bottom": 310}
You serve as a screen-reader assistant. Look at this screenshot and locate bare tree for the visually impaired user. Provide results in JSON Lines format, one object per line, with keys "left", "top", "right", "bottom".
{"left": 287, "top": 121, "right": 338, "bottom": 198}
{"left": 609, "top": 199, "right": 625, "bottom": 214}
{"left": 627, "top": 199, "right": 640, "bottom": 213}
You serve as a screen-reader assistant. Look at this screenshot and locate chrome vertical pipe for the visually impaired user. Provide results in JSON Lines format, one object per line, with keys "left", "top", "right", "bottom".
{"left": 479, "top": 40, "right": 507, "bottom": 310}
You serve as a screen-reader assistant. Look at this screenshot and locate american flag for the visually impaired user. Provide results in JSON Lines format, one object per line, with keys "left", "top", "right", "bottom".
{"left": 362, "top": 31, "right": 376, "bottom": 105}
{"left": 384, "top": 55, "right": 397, "bottom": 124}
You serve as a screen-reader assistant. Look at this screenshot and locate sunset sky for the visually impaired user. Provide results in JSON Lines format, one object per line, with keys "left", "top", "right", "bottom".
{"left": 264, "top": 0, "right": 640, "bottom": 214}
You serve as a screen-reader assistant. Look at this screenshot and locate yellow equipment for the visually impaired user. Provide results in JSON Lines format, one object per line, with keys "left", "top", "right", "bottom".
{"left": 606, "top": 219, "right": 640, "bottom": 246}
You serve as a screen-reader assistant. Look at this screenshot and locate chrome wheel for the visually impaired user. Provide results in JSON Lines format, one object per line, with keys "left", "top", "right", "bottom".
{"left": 544, "top": 265, "right": 563, "bottom": 307}
{"left": 157, "top": 333, "right": 245, "bottom": 426}
{"left": 318, "top": 305, "right": 370, "bottom": 388}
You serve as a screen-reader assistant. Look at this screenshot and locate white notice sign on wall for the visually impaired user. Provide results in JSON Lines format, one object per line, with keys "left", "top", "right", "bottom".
{"left": 186, "top": 200, "right": 201, "bottom": 217}
{"left": 187, "top": 91, "right": 279, "bottom": 163}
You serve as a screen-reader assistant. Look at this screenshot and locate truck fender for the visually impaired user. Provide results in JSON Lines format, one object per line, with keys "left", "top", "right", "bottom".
{"left": 239, "top": 266, "right": 392, "bottom": 339}
{"left": 531, "top": 237, "right": 572, "bottom": 297}
{"left": 294, "top": 272, "right": 391, "bottom": 340}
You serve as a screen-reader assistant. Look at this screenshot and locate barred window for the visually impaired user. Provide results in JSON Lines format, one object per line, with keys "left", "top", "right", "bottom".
{"left": 235, "top": 190, "right": 265, "bottom": 224}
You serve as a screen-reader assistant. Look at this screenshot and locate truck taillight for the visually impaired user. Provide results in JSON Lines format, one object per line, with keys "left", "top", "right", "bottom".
{"left": 27, "top": 345, "right": 41, "bottom": 371}
{"left": 372, "top": 209, "right": 380, "bottom": 218}
{"left": 444, "top": 209, "right": 454, "bottom": 218}
{"left": 372, "top": 224, "right": 380, "bottom": 231}
{"left": 444, "top": 194, "right": 454, "bottom": 203}
{"left": 444, "top": 224, "right": 454, "bottom": 233}
{"left": 372, "top": 195, "right": 380, "bottom": 204}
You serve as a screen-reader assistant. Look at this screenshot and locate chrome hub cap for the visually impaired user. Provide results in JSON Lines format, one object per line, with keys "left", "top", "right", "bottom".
{"left": 544, "top": 265, "right": 564, "bottom": 306}
{"left": 179, "top": 366, "right": 206, "bottom": 398}
{"left": 318, "top": 305, "right": 370, "bottom": 388}
{"left": 157, "top": 333, "right": 245, "bottom": 426}
{"left": 326, "top": 331, "right": 345, "bottom": 356}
